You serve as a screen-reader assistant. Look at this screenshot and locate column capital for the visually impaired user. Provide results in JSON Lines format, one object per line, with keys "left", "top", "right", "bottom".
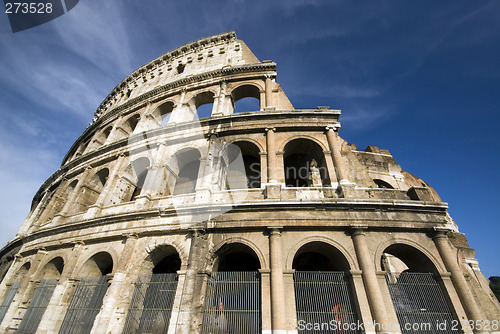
{"left": 350, "top": 224, "right": 368, "bottom": 236}
{"left": 265, "top": 127, "right": 276, "bottom": 132}
{"left": 268, "top": 226, "right": 283, "bottom": 235}
{"left": 432, "top": 226, "right": 453, "bottom": 239}
{"left": 326, "top": 123, "right": 341, "bottom": 132}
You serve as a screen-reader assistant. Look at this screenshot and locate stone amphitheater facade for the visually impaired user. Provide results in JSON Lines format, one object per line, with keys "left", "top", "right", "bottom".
{"left": 0, "top": 31, "right": 498, "bottom": 334}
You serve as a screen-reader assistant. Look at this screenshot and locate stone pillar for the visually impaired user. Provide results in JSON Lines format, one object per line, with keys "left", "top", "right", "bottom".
{"left": 351, "top": 227, "right": 391, "bottom": 334}
{"left": 265, "top": 76, "right": 274, "bottom": 108}
{"left": 266, "top": 127, "right": 277, "bottom": 183}
{"left": 433, "top": 230, "right": 485, "bottom": 331}
{"left": 89, "top": 234, "right": 139, "bottom": 334}
{"left": 37, "top": 241, "right": 86, "bottom": 334}
{"left": 177, "top": 229, "right": 207, "bottom": 334}
{"left": 326, "top": 125, "right": 349, "bottom": 183}
{"left": 52, "top": 166, "right": 94, "bottom": 223}
{"left": 269, "top": 227, "right": 286, "bottom": 333}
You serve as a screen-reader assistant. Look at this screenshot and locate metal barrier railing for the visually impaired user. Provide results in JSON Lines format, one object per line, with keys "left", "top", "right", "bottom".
{"left": 202, "top": 271, "right": 261, "bottom": 334}
{"left": 386, "top": 272, "right": 460, "bottom": 334}
{"left": 0, "top": 281, "right": 20, "bottom": 324}
{"left": 122, "top": 273, "right": 178, "bottom": 334}
{"left": 58, "top": 276, "right": 109, "bottom": 334}
{"left": 17, "top": 279, "right": 57, "bottom": 334}
{"left": 294, "top": 271, "right": 361, "bottom": 334}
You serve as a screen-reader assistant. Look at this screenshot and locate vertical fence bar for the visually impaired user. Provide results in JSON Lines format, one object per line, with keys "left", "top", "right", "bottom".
{"left": 0, "top": 282, "right": 21, "bottom": 324}
{"left": 385, "top": 272, "right": 460, "bottom": 334}
{"left": 202, "top": 271, "right": 261, "bottom": 334}
{"left": 17, "top": 279, "right": 58, "bottom": 334}
{"left": 294, "top": 271, "right": 361, "bottom": 334}
{"left": 58, "top": 275, "right": 109, "bottom": 334}
{"left": 122, "top": 273, "right": 178, "bottom": 334}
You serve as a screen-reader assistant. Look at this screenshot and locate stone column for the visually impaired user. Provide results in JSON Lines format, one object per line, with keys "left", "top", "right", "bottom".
{"left": 265, "top": 76, "right": 274, "bottom": 108}
{"left": 269, "top": 227, "right": 286, "bottom": 333}
{"left": 351, "top": 227, "right": 391, "bottom": 334}
{"left": 177, "top": 229, "right": 207, "bottom": 334}
{"left": 433, "top": 230, "right": 485, "bottom": 331}
{"left": 93, "top": 234, "right": 139, "bottom": 334}
{"left": 37, "top": 241, "right": 86, "bottom": 334}
{"left": 326, "top": 125, "right": 349, "bottom": 183}
{"left": 266, "top": 127, "right": 277, "bottom": 183}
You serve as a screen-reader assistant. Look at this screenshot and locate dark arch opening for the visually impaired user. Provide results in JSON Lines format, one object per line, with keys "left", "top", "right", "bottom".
{"left": 293, "top": 241, "right": 350, "bottom": 271}
{"left": 283, "top": 139, "right": 330, "bottom": 187}
{"left": 225, "top": 141, "right": 261, "bottom": 189}
{"left": 40, "top": 257, "right": 64, "bottom": 279}
{"left": 81, "top": 252, "right": 113, "bottom": 277}
{"left": 192, "top": 91, "right": 215, "bottom": 119}
{"left": 214, "top": 243, "right": 261, "bottom": 272}
{"left": 130, "top": 157, "right": 151, "bottom": 201}
{"left": 382, "top": 244, "right": 438, "bottom": 274}
{"left": 173, "top": 148, "right": 201, "bottom": 195}
{"left": 152, "top": 101, "right": 174, "bottom": 127}
{"left": 125, "top": 114, "right": 140, "bottom": 133}
{"left": 374, "top": 179, "right": 394, "bottom": 189}
{"left": 231, "top": 85, "right": 260, "bottom": 114}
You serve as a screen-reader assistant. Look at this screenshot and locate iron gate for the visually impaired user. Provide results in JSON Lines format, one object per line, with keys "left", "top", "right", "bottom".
{"left": 386, "top": 272, "right": 459, "bottom": 334}
{"left": 17, "top": 279, "right": 57, "bottom": 333}
{"left": 122, "top": 273, "right": 178, "bottom": 334}
{"left": 294, "top": 271, "right": 361, "bottom": 334}
{"left": 58, "top": 275, "right": 109, "bottom": 334}
{"left": 202, "top": 271, "right": 261, "bottom": 334}
{"left": 0, "top": 281, "right": 20, "bottom": 324}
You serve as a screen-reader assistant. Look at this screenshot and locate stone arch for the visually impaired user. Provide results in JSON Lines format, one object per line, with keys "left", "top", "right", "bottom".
{"left": 287, "top": 237, "right": 356, "bottom": 271}
{"left": 228, "top": 137, "right": 264, "bottom": 152}
{"left": 230, "top": 84, "right": 261, "bottom": 113}
{"left": 37, "top": 256, "right": 64, "bottom": 280}
{"left": 11, "top": 261, "right": 30, "bottom": 282}
{"left": 374, "top": 178, "right": 395, "bottom": 189}
{"left": 210, "top": 237, "right": 267, "bottom": 270}
{"left": 90, "top": 125, "right": 113, "bottom": 150}
{"left": 190, "top": 90, "right": 216, "bottom": 119}
{"left": 283, "top": 138, "right": 331, "bottom": 187}
{"left": 170, "top": 147, "right": 202, "bottom": 195}
{"left": 374, "top": 238, "right": 445, "bottom": 273}
{"left": 78, "top": 251, "right": 114, "bottom": 277}
{"left": 70, "top": 168, "right": 109, "bottom": 214}
{"left": 141, "top": 244, "right": 182, "bottom": 274}
{"left": 221, "top": 140, "right": 261, "bottom": 189}
{"left": 144, "top": 238, "right": 189, "bottom": 271}
{"left": 149, "top": 100, "right": 176, "bottom": 127}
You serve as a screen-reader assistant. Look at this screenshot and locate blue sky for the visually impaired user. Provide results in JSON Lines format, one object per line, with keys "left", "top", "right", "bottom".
{"left": 0, "top": 1, "right": 498, "bottom": 278}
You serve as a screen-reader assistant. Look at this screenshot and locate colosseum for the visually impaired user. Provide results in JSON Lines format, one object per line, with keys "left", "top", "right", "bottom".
{"left": 0, "top": 31, "right": 498, "bottom": 334}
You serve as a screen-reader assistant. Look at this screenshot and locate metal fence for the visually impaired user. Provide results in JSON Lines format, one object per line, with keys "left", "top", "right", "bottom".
{"left": 122, "top": 273, "right": 178, "bottom": 334}
{"left": 294, "top": 271, "right": 361, "bottom": 334}
{"left": 0, "top": 281, "right": 20, "bottom": 324}
{"left": 385, "top": 272, "right": 459, "bottom": 334}
{"left": 17, "top": 279, "right": 58, "bottom": 334}
{"left": 202, "top": 271, "right": 261, "bottom": 334}
{"left": 58, "top": 276, "right": 109, "bottom": 334}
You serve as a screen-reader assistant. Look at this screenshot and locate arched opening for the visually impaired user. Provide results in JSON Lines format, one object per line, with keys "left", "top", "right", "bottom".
{"left": 130, "top": 157, "right": 150, "bottom": 201}
{"left": 382, "top": 244, "right": 458, "bottom": 333}
{"left": 151, "top": 101, "right": 174, "bottom": 127}
{"left": 124, "top": 246, "right": 181, "bottom": 334}
{"left": 73, "top": 138, "right": 91, "bottom": 160}
{"left": 192, "top": 91, "right": 215, "bottom": 119}
{"left": 283, "top": 139, "right": 330, "bottom": 187}
{"left": 59, "top": 252, "right": 113, "bottom": 333}
{"left": 124, "top": 114, "right": 140, "bottom": 134}
{"left": 91, "top": 126, "right": 113, "bottom": 150}
{"left": 231, "top": 85, "right": 261, "bottom": 114}
{"left": 39, "top": 179, "right": 78, "bottom": 224}
{"left": 71, "top": 168, "right": 109, "bottom": 214}
{"left": 292, "top": 242, "right": 360, "bottom": 334}
{"left": 0, "top": 262, "right": 30, "bottom": 324}
{"left": 374, "top": 179, "right": 394, "bottom": 189}
{"left": 172, "top": 148, "right": 201, "bottom": 195}
{"left": 202, "top": 243, "right": 261, "bottom": 333}
{"left": 18, "top": 258, "right": 64, "bottom": 333}
{"left": 223, "top": 141, "right": 261, "bottom": 190}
